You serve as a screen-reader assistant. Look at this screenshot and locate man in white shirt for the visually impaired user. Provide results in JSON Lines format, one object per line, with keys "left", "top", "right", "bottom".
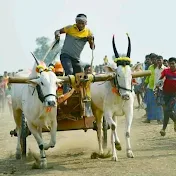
{"left": 154, "top": 55, "right": 166, "bottom": 89}
{"left": 154, "top": 55, "right": 165, "bottom": 123}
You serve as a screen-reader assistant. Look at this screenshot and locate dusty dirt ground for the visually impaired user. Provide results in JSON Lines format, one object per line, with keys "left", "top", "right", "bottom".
{"left": 1, "top": 101, "right": 176, "bottom": 176}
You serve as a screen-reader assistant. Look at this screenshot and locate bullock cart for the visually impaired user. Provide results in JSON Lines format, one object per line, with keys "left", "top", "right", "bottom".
{"left": 9, "top": 70, "right": 151, "bottom": 157}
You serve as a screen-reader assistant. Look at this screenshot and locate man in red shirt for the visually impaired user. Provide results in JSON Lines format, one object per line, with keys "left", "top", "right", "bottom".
{"left": 158, "top": 57, "right": 176, "bottom": 136}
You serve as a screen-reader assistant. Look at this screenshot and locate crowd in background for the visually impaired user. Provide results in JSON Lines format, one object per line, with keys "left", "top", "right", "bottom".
{"left": 132, "top": 54, "right": 168, "bottom": 124}
{"left": 0, "top": 71, "right": 14, "bottom": 114}
{"left": 131, "top": 53, "right": 176, "bottom": 138}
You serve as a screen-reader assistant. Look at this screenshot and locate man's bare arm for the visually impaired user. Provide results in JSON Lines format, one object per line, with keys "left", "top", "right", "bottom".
{"left": 54, "top": 28, "right": 65, "bottom": 40}
{"left": 87, "top": 36, "right": 95, "bottom": 50}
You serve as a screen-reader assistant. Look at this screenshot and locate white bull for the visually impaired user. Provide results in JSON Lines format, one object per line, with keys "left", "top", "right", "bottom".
{"left": 91, "top": 34, "right": 135, "bottom": 161}
{"left": 11, "top": 58, "right": 62, "bottom": 168}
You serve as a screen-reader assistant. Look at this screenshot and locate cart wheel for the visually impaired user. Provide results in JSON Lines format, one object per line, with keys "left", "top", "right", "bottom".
{"left": 103, "top": 116, "right": 108, "bottom": 149}
{"left": 20, "top": 113, "right": 27, "bottom": 158}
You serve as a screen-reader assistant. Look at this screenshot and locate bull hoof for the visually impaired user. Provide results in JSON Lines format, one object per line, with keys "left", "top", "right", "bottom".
{"left": 127, "top": 150, "right": 134, "bottom": 158}
{"left": 90, "top": 152, "right": 99, "bottom": 159}
{"left": 115, "top": 142, "right": 122, "bottom": 151}
{"left": 40, "top": 162, "right": 47, "bottom": 169}
{"left": 16, "top": 153, "right": 21, "bottom": 160}
{"left": 43, "top": 143, "right": 49, "bottom": 150}
{"left": 40, "top": 159, "right": 47, "bottom": 169}
{"left": 111, "top": 156, "right": 118, "bottom": 161}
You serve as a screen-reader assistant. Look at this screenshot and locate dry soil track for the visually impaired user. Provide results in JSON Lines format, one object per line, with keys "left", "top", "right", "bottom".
{"left": 0, "top": 103, "right": 176, "bottom": 176}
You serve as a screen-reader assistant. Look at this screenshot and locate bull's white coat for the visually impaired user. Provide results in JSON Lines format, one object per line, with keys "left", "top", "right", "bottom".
{"left": 91, "top": 65, "right": 135, "bottom": 161}
{"left": 11, "top": 62, "right": 62, "bottom": 168}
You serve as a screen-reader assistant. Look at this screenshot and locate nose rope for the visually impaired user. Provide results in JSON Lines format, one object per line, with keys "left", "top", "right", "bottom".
{"left": 114, "top": 76, "right": 133, "bottom": 96}
{"left": 117, "top": 82, "right": 133, "bottom": 93}
{"left": 34, "top": 85, "right": 57, "bottom": 103}
{"left": 43, "top": 94, "right": 58, "bottom": 104}
{"left": 44, "top": 94, "right": 57, "bottom": 100}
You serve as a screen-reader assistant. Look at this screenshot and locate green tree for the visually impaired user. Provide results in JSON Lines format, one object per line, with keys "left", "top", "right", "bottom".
{"left": 33, "top": 36, "right": 63, "bottom": 65}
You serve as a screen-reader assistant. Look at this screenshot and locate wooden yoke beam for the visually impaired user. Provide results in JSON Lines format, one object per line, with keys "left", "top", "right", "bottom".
{"left": 8, "top": 70, "right": 151, "bottom": 84}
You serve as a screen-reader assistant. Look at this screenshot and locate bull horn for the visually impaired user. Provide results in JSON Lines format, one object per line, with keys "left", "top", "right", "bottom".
{"left": 126, "top": 33, "right": 131, "bottom": 58}
{"left": 31, "top": 52, "right": 40, "bottom": 65}
{"left": 112, "top": 35, "right": 119, "bottom": 58}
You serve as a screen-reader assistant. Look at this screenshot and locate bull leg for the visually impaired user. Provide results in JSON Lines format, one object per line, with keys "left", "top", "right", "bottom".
{"left": 43, "top": 119, "right": 57, "bottom": 150}
{"left": 39, "top": 144, "right": 47, "bottom": 169}
{"left": 13, "top": 110, "right": 22, "bottom": 159}
{"left": 38, "top": 127, "right": 42, "bottom": 138}
{"left": 113, "top": 116, "right": 122, "bottom": 151}
{"left": 27, "top": 122, "right": 47, "bottom": 169}
{"left": 91, "top": 106, "right": 104, "bottom": 155}
{"left": 110, "top": 128, "right": 117, "bottom": 161}
{"left": 105, "top": 112, "right": 120, "bottom": 161}
{"left": 123, "top": 106, "right": 134, "bottom": 158}
{"left": 96, "top": 118, "right": 103, "bottom": 155}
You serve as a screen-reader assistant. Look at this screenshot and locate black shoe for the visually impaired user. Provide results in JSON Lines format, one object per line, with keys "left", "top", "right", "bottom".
{"left": 143, "top": 119, "right": 150, "bottom": 123}
{"left": 160, "top": 129, "right": 166, "bottom": 136}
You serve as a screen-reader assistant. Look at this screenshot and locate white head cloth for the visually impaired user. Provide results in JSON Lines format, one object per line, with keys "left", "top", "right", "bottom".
{"left": 76, "top": 16, "right": 87, "bottom": 23}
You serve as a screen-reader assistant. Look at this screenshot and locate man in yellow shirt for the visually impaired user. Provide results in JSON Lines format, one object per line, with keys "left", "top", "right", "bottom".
{"left": 144, "top": 54, "right": 163, "bottom": 123}
{"left": 54, "top": 14, "right": 95, "bottom": 94}
{"left": 103, "top": 55, "right": 109, "bottom": 65}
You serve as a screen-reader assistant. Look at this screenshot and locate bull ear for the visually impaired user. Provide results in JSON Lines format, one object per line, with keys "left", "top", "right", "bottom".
{"left": 56, "top": 78, "right": 64, "bottom": 83}
{"left": 27, "top": 78, "right": 40, "bottom": 85}
{"left": 104, "top": 64, "right": 116, "bottom": 72}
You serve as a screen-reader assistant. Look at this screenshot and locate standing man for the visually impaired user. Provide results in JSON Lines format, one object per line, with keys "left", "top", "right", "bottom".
{"left": 103, "top": 55, "right": 109, "bottom": 65}
{"left": 154, "top": 56, "right": 165, "bottom": 113}
{"left": 154, "top": 56, "right": 166, "bottom": 89}
{"left": 158, "top": 57, "right": 176, "bottom": 136}
{"left": 0, "top": 76, "right": 6, "bottom": 113}
{"left": 144, "top": 53, "right": 164, "bottom": 123}
{"left": 163, "top": 59, "right": 169, "bottom": 67}
{"left": 143, "top": 54, "right": 154, "bottom": 118}
{"left": 144, "top": 54, "right": 152, "bottom": 70}
{"left": 133, "top": 63, "right": 144, "bottom": 108}
{"left": 54, "top": 13, "right": 95, "bottom": 94}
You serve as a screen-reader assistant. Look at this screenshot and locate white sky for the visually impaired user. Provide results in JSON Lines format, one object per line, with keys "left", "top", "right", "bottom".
{"left": 1, "top": 0, "right": 176, "bottom": 74}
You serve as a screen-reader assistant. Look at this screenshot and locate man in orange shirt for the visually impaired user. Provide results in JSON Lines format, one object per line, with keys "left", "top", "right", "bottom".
{"left": 54, "top": 61, "right": 64, "bottom": 76}
{"left": 3, "top": 71, "right": 8, "bottom": 88}
{"left": 54, "top": 62, "right": 64, "bottom": 97}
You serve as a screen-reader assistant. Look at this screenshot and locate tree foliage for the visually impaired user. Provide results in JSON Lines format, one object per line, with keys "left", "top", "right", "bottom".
{"left": 33, "top": 36, "right": 63, "bottom": 65}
